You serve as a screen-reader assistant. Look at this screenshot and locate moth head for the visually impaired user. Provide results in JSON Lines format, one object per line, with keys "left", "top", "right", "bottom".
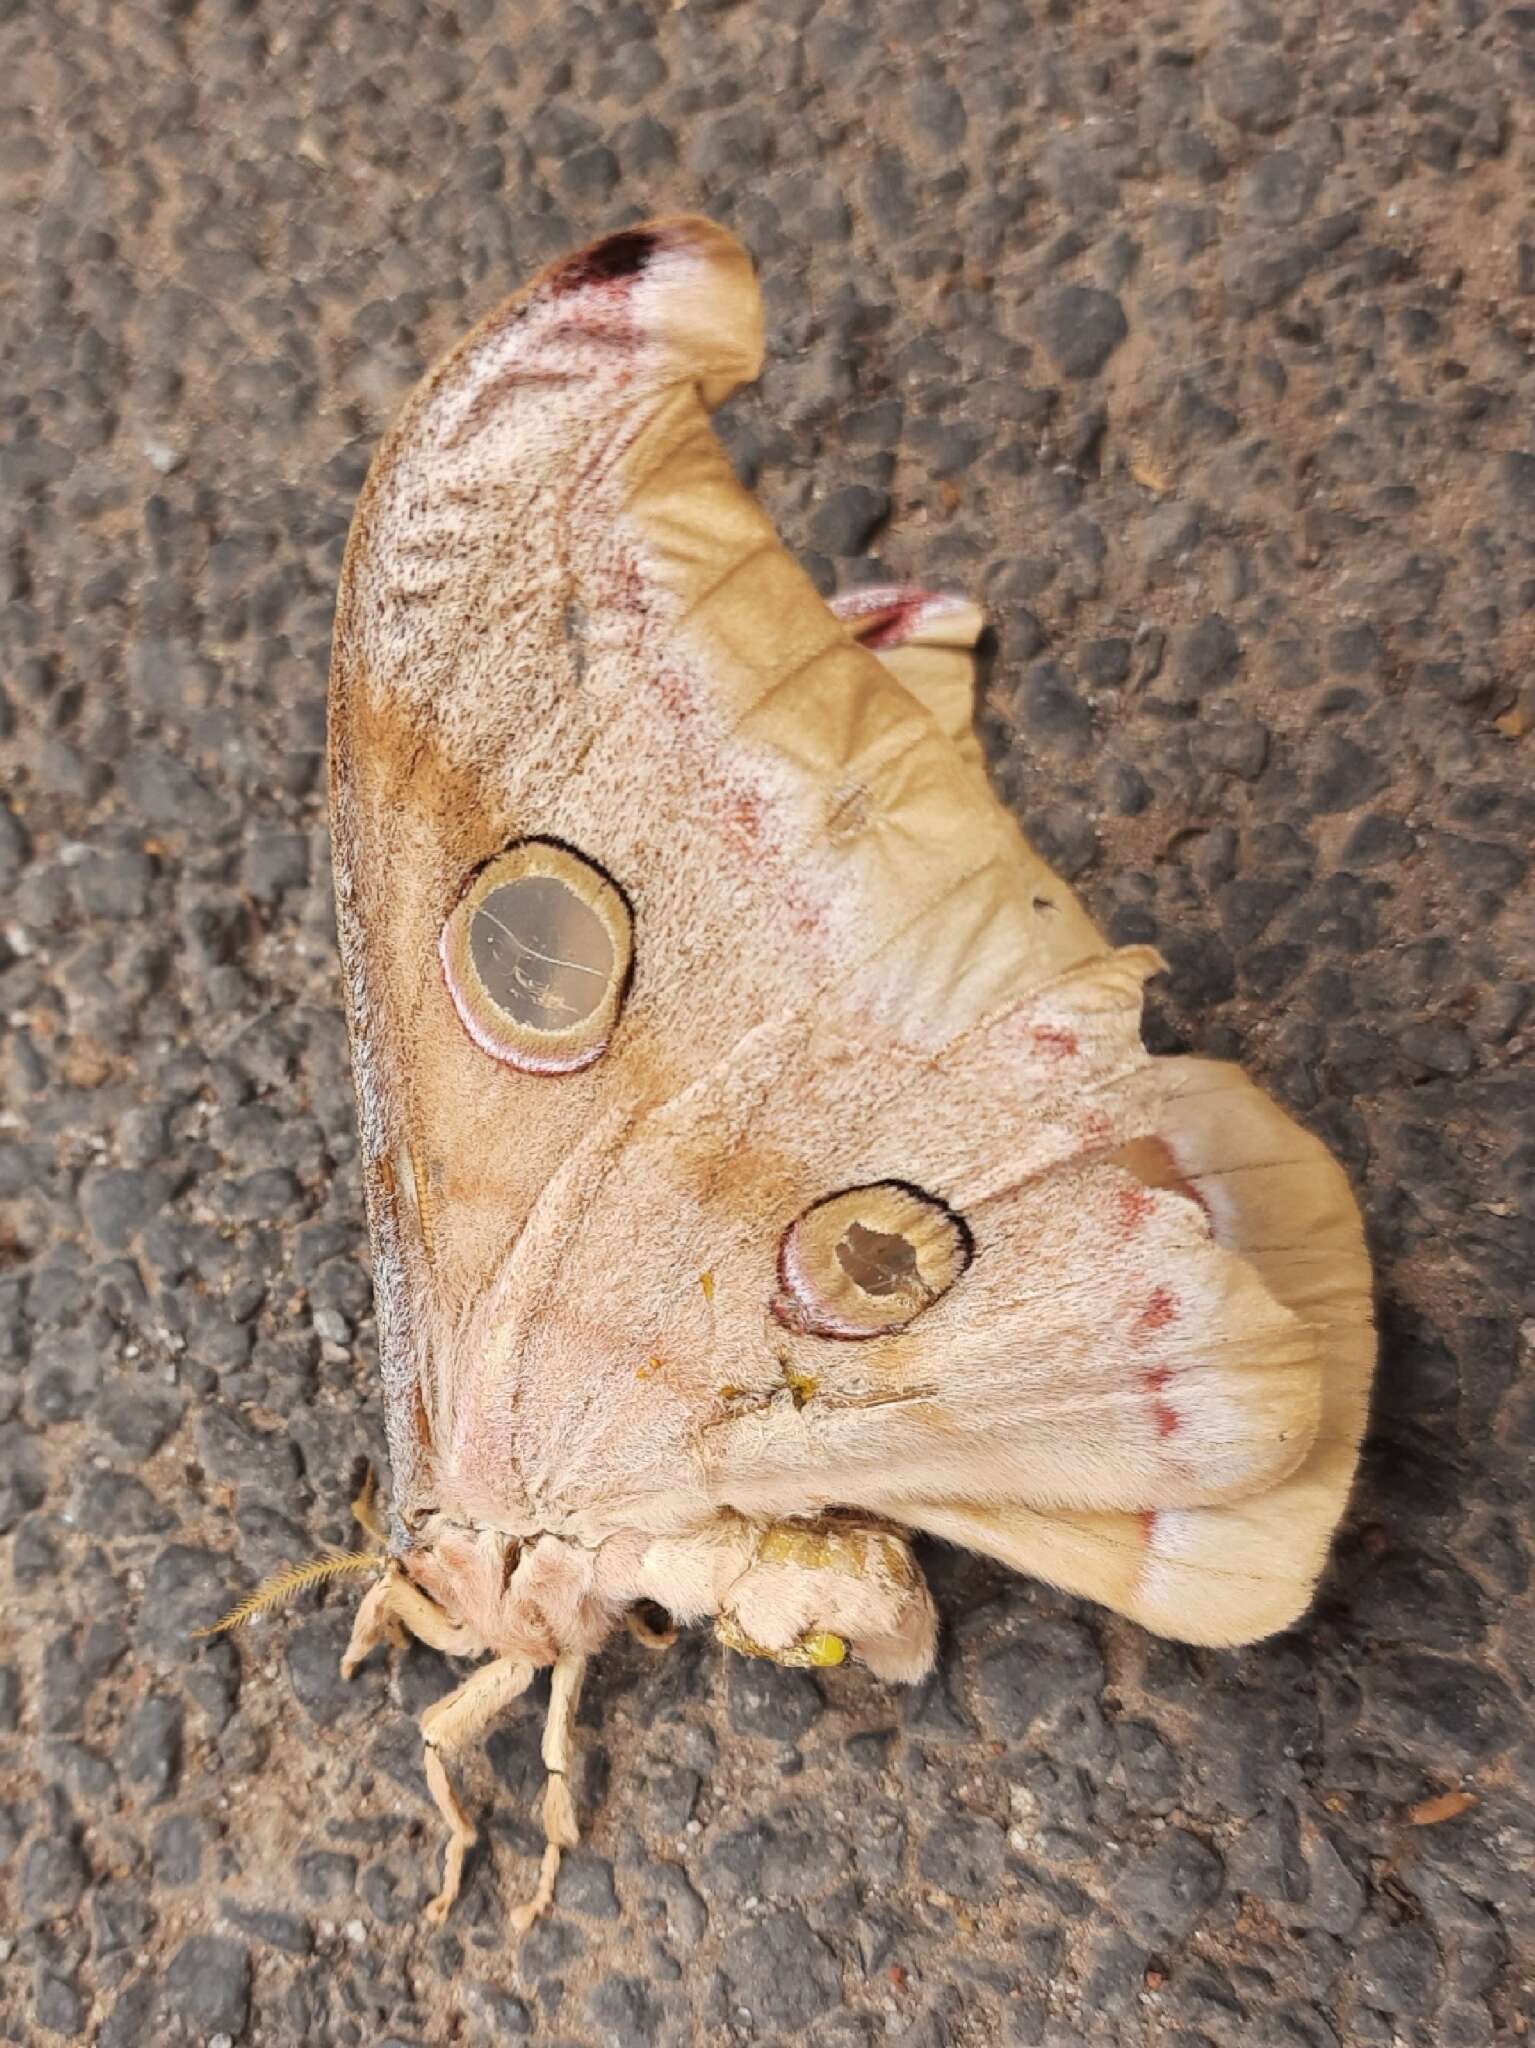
{"left": 404, "top": 1519, "right": 619, "bottom": 1666}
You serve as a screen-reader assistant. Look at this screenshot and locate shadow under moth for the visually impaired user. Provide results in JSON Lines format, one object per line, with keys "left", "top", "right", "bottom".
{"left": 205, "top": 217, "right": 1375, "bottom": 1932}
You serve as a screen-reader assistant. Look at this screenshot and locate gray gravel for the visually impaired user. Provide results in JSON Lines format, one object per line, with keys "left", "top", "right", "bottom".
{"left": 3, "top": 1, "right": 1533, "bottom": 2044}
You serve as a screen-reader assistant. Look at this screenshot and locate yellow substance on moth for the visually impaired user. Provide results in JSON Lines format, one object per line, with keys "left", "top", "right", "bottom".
{"left": 636, "top": 1355, "right": 665, "bottom": 1382}
{"left": 759, "top": 1524, "right": 917, "bottom": 1588}
{"left": 802, "top": 1631, "right": 847, "bottom": 1667}
{"left": 782, "top": 1365, "right": 818, "bottom": 1409}
{"left": 715, "top": 1613, "right": 848, "bottom": 1668}
{"left": 698, "top": 1270, "right": 715, "bottom": 1302}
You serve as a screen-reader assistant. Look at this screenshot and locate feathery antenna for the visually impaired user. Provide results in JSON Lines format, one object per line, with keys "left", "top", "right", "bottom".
{"left": 192, "top": 1551, "right": 380, "bottom": 1638}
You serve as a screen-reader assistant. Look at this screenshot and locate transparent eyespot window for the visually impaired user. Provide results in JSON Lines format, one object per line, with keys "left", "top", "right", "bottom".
{"left": 773, "top": 1181, "right": 972, "bottom": 1339}
{"left": 439, "top": 839, "right": 632, "bottom": 1073}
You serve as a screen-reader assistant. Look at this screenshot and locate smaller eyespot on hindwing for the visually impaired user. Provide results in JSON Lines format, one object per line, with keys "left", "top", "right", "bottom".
{"left": 773, "top": 1181, "right": 972, "bottom": 1339}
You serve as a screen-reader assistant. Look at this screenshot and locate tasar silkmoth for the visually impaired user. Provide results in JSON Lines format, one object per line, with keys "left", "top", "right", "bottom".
{"left": 209, "top": 218, "right": 1375, "bottom": 1933}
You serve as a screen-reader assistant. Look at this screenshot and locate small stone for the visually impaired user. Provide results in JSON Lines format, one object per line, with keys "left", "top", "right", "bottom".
{"left": 220, "top": 1898, "right": 314, "bottom": 1955}
{"left": 0, "top": 797, "right": 29, "bottom": 889}
{"left": 162, "top": 1935, "right": 251, "bottom": 2039}
{"left": 195, "top": 1408, "right": 302, "bottom": 1494}
{"left": 1017, "top": 661, "right": 1093, "bottom": 750}
{"left": 295, "top": 1850, "right": 357, "bottom": 1903}
{"left": 1179, "top": 613, "right": 1241, "bottom": 693}
{"left": 561, "top": 145, "right": 620, "bottom": 201}
{"left": 101, "top": 1981, "right": 157, "bottom": 2048}
{"left": 119, "top": 1693, "right": 183, "bottom": 1800}
{"left": 518, "top": 1912, "right": 584, "bottom": 1974}
{"left": 464, "top": 1982, "right": 534, "bottom": 2036}
{"left": 689, "top": 108, "right": 771, "bottom": 180}
{"left": 1353, "top": 1926, "right": 1442, "bottom": 2016}
{"left": 1300, "top": 1828, "right": 1366, "bottom": 1937}
{"left": 918, "top": 1815, "right": 1007, "bottom": 1899}
{"left": 586, "top": 1974, "right": 665, "bottom": 2046}
{"left": 1027, "top": 803, "right": 1098, "bottom": 879}
{"left": 94, "top": 1884, "right": 155, "bottom": 1956}
{"left": 627, "top": 1860, "right": 708, "bottom": 1944}
{"left": 34, "top": 1970, "right": 87, "bottom": 2037}
{"left": 555, "top": 1851, "right": 621, "bottom": 1919}
{"left": 1397, "top": 1023, "right": 1474, "bottom": 1079}
{"left": 1329, "top": 622, "right": 1381, "bottom": 674}
{"left": 1344, "top": 815, "right": 1415, "bottom": 866}
{"left": 1114, "top": 1830, "right": 1225, "bottom": 1941}
{"left": 977, "top": 1623, "right": 1105, "bottom": 1739}
{"left": 242, "top": 833, "right": 309, "bottom": 902}
{"left": 21, "top": 1830, "right": 88, "bottom": 1926}
{"left": 721, "top": 1909, "right": 840, "bottom": 2029}
{"left": 1080, "top": 637, "right": 1131, "bottom": 687}
{"left": 152, "top": 1814, "right": 211, "bottom": 1888}
{"left": 1161, "top": 930, "right": 1236, "bottom": 1008}
{"left": 79, "top": 1168, "right": 173, "bottom": 1252}
{"left": 1032, "top": 285, "right": 1128, "bottom": 379}
{"left": 1499, "top": 451, "right": 1535, "bottom": 508}
{"left": 864, "top": 150, "right": 917, "bottom": 236}
{"left": 614, "top": 115, "right": 675, "bottom": 175}
{"left": 1242, "top": 148, "right": 1319, "bottom": 223}
{"left": 913, "top": 76, "right": 967, "bottom": 149}
{"left": 1312, "top": 735, "right": 1385, "bottom": 812}
{"left": 93, "top": 1385, "right": 185, "bottom": 1459}
{"left": 809, "top": 486, "right": 890, "bottom": 556}
{"left": 1439, "top": 833, "right": 1527, "bottom": 897}
{"left": 1207, "top": 42, "right": 1299, "bottom": 132}
{"left": 726, "top": 1657, "right": 822, "bottom": 1740}
{"left": 701, "top": 1812, "right": 850, "bottom": 1903}
{"left": 287, "top": 1614, "right": 372, "bottom": 1726}
{"left": 1083, "top": 1931, "right": 1154, "bottom": 2019}
{"left": 119, "top": 746, "right": 223, "bottom": 833}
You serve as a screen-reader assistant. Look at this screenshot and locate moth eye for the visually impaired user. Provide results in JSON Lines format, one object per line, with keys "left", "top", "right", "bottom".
{"left": 774, "top": 1181, "right": 972, "bottom": 1340}
{"left": 440, "top": 839, "right": 632, "bottom": 1073}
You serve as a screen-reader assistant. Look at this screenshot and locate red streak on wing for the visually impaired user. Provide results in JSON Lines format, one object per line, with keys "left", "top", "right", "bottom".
{"left": 1134, "top": 1286, "right": 1181, "bottom": 1438}
{"left": 1081, "top": 1108, "right": 1114, "bottom": 1151}
{"left": 1030, "top": 1024, "right": 1080, "bottom": 1061}
{"left": 717, "top": 785, "right": 764, "bottom": 857}
{"left": 843, "top": 590, "right": 943, "bottom": 649}
{"left": 1138, "top": 1508, "right": 1158, "bottom": 1544}
{"left": 1114, "top": 1181, "right": 1156, "bottom": 1233}
{"left": 1136, "top": 1285, "right": 1178, "bottom": 1334}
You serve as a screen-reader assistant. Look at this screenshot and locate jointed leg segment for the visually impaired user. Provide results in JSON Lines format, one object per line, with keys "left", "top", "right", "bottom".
{"left": 338, "top": 1574, "right": 590, "bottom": 1935}
{"left": 508, "top": 1652, "right": 587, "bottom": 1934}
{"left": 419, "top": 1657, "right": 536, "bottom": 1923}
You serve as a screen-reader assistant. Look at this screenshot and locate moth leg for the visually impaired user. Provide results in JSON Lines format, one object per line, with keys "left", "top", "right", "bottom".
{"left": 340, "top": 1572, "right": 406, "bottom": 1675}
{"left": 350, "top": 1465, "right": 390, "bottom": 1548}
{"left": 508, "top": 1652, "right": 586, "bottom": 1936}
{"left": 341, "top": 1565, "right": 479, "bottom": 1678}
{"left": 717, "top": 1521, "right": 938, "bottom": 1683}
{"left": 420, "top": 1657, "right": 536, "bottom": 1925}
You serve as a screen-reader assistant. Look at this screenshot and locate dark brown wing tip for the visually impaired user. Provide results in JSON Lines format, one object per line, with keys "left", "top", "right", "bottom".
{"left": 547, "top": 226, "right": 661, "bottom": 298}
{"left": 549, "top": 215, "right": 765, "bottom": 406}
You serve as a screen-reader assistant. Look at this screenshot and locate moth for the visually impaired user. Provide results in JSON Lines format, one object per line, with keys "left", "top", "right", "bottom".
{"left": 220, "top": 217, "right": 1376, "bottom": 1933}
